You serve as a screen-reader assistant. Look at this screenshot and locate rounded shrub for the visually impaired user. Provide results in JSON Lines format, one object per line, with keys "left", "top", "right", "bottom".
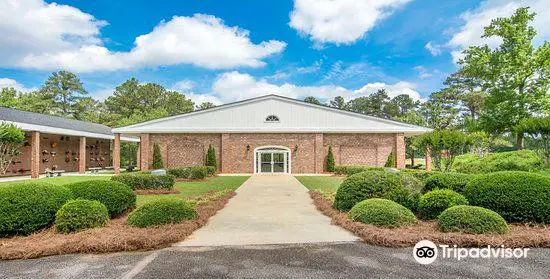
{"left": 111, "top": 173, "right": 175, "bottom": 190}
{"left": 423, "top": 172, "right": 471, "bottom": 193}
{"left": 418, "top": 189, "right": 469, "bottom": 219}
{"left": 55, "top": 199, "right": 109, "bottom": 233}
{"left": 167, "top": 168, "right": 191, "bottom": 178}
{"left": 0, "top": 182, "right": 72, "bottom": 236}
{"left": 65, "top": 180, "right": 136, "bottom": 216}
{"left": 437, "top": 205, "right": 508, "bottom": 234}
{"left": 189, "top": 167, "right": 208, "bottom": 179}
{"left": 463, "top": 171, "right": 550, "bottom": 223}
{"left": 348, "top": 198, "right": 417, "bottom": 228}
{"left": 127, "top": 199, "right": 198, "bottom": 228}
{"left": 333, "top": 170, "right": 422, "bottom": 212}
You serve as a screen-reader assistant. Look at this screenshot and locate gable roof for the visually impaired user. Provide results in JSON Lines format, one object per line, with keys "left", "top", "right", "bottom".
{"left": 0, "top": 106, "right": 139, "bottom": 141}
{"left": 113, "top": 94, "right": 432, "bottom": 136}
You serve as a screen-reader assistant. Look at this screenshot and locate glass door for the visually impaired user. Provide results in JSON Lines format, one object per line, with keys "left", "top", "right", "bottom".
{"left": 272, "top": 153, "right": 285, "bottom": 173}
{"left": 260, "top": 153, "right": 272, "bottom": 173}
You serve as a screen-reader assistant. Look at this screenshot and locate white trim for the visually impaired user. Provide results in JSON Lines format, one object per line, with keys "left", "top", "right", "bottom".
{"left": 117, "top": 128, "right": 428, "bottom": 136}
{"left": 112, "top": 94, "right": 432, "bottom": 134}
{"left": 3, "top": 120, "right": 140, "bottom": 142}
{"left": 253, "top": 146, "right": 291, "bottom": 174}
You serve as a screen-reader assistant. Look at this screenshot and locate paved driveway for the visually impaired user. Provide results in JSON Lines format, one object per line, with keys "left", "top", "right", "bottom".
{"left": 2, "top": 242, "right": 548, "bottom": 279}
{"left": 178, "top": 174, "right": 358, "bottom": 246}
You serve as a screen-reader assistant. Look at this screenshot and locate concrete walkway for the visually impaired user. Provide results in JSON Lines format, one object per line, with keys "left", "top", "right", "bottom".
{"left": 178, "top": 175, "right": 358, "bottom": 246}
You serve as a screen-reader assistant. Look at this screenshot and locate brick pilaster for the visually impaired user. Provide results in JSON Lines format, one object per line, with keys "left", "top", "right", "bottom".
{"left": 314, "top": 133, "right": 324, "bottom": 173}
{"left": 78, "top": 136, "right": 86, "bottom": 174}
{"left": 113, "top": 133, "right": 121, "bottom": 174}
{"left": 395, "top": 133, "right": 406, "bottom": 169}
{"left": 30, "top": 131, "right": 40, "bottom": 179}
{"left": 140, "top": 133, "right": 150, "bottom": 170}
{"left": 220, "top": 133, "right": 230, "bottom": 173}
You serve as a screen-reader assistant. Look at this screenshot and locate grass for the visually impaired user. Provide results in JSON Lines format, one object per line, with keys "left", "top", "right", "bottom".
{"left": 136, "top": 176, "right": 250, "bottom": 206}
{"left": 295, "top": 176, "right": 344, "bottom": 193}
{"left": 0, "top": 175, "right": 111, "bottom": 186}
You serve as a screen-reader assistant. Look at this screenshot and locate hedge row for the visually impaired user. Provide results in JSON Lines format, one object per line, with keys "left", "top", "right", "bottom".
{"left": 463, "top": 171, "right": 550, "bottom": 223}
{"left": 334, "top": 165, "right": 386, "bottom": 176}
{"left": 166, "top": 166, "right": 216, "bottom": 179}
{"left": 0, "top": 182, "right": 72, "bottom": 236}
{"left": 452, "top": 150, "right": 544, "bottom": 174}
{"left": 66, "top": 180, "right": 136, "bottom": 216}
{"left": 127, "top": 199, "right": 197, "bottom": 228}
{"left": 333, "top": 170, "right": 422, "bottom": 212}
{"left": 111, "top": 173, "right": 175, "bottom": 190}
{"left": 423, "top": 172, "right": 472, "bottom": 193}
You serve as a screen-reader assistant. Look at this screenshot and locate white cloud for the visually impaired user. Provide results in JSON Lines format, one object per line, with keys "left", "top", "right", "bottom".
{"left": 0, "top": 78, "right": 36, "bottom": 92}
{"left": 90, "top": 88, "right": 114, "bottom": 101}
{"left": 353, "top": 81, "right": 422, "bottom": 101}
{"left": 413, "top": 66, "right": 434, "bottom": 79}
{"left": 185, "top": 92, "right": 223, "bottom": 106}
{"left": 171, "top": 80, "right": 194, "bottom": 91}
{"left": 289, "top": 0, "right": 411, "bottom": 45}
{"left": 205, "top": 71, "right": 422, "bottom": 104}
{"left": 425, "top": 41, "right": 442, "bottom": 56}
{"left": 1, "top": 1, "right": 286, "bottom": 72}
{"left": 448, "top": 0, "right": 550, "bottom": 62}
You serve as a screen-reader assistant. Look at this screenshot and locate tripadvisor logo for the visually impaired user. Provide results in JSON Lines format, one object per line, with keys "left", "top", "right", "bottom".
{"left": 413, "top": 240, "right": 438, "bottom": 264}
{"left": 413, "top": 240, "right": 530, "bottom": 264}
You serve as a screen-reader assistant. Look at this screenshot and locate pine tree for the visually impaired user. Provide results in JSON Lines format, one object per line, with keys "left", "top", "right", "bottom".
{"left": 326, "top": 146, "right": 335, "bottom": 172}
{"left": 152, "top": 143, "right": 164, "bottom": 169}
{"left": 205, "top": 144, "right": 217, "bottom": 170}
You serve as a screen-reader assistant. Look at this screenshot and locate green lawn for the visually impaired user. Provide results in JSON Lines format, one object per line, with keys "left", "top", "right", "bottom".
{"left": 0, "top": 175, "right": 111, "bottom": 186}
{"left": 136, "top": 176, "right": 250, "bottom": 206}
{"left": 295, "top": 176, "right": 344, "bottom": 193}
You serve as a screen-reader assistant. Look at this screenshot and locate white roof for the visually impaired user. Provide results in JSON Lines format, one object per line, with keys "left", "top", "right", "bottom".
{"left": 113, "top": 95, "right": 431, "bottom": 136}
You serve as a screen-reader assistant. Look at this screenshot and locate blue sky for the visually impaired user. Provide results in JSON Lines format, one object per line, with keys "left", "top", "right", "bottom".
{"left": 1, "top": 0, "right": 549, "bottom": 105}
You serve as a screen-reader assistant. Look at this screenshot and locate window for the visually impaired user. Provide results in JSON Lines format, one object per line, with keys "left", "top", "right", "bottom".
{"left": 265, "top": 115, "right": 280, "bottom": 122}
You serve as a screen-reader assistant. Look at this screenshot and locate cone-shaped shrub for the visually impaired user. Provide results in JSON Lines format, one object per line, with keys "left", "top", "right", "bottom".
{"left": 326, "top": 146, "right": 335, "bottom": 172}
{"left": 152, "top": 143, "right": 163, "bottom": 169}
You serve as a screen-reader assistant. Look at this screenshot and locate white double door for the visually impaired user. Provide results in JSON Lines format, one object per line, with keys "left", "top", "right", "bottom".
{"left": 258, "top": 151, "right": 288, "bottom": 173}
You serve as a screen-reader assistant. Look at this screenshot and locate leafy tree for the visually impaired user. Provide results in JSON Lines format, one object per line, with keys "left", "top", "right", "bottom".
{"left": 516, "top": 117, "right": 550, "bottom": 165}
{"left": 205, "top": 144, "right": 217, "bottom": 170}
{"left": 326, "top": 146, "right": 335, "bottom": 172}
{"left": 0, "top": 88, "right": 20, "bottom": 108}
{"left": 420, "top": 89, "right": 461, "bottom": 130}
{"left": 152, "top": 143, "right": 164, "bottom": 169}
{"left": 385, "top": 94, "right": 419, "bottom": 117}
{"left": 414, "top": 130, "right": 472, "bottom": 172}
{"left": 329, "top": 96, "right": 346, "bottom": 109}
{"left": 198, "top": 102, "right": 216, "bottom": 110}
{"left": 0, "top": 123, "right": 25, "bottom": 175}
{"left": 40, "top": 71, "right": 88, "bottom": 118}
{"left": 304, "top": 96, "right": 322, "bottom": 105}
{"left": 347, "top": 89, "right": 390, "bottom": 118}
{"left": 458, "top": 8, "right": 550, "bottom": 149}
{"left": 105, "top": 78, "right": 194, "bottom": 127}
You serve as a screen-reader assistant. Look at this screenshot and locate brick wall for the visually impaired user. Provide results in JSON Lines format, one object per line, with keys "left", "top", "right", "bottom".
{"left": 146, "top": 133, "right": 400, "bottom": 173}
{"left": 324, "top": 134, "right": 396, "bottom": 167}
{"left": 149, "top": 134, "right": 221, "bottom": 169}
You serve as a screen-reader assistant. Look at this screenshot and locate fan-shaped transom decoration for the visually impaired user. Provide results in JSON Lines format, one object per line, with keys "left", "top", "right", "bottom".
{"left": 265, "top": 115, "right": 280, "bottom": 122}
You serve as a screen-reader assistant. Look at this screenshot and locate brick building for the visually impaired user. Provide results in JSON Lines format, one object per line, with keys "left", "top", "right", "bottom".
{"left": 113, "top": 95, "right": 431, "bottom": 174}
{"left": 0, "top": 107, "right": 139, "bottom": 178}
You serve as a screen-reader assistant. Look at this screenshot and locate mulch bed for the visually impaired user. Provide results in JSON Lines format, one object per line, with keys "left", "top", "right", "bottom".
{"left": 134, "top": 188, "right": 180, "bottom": 195}
{"left": 0, "top": 191, "right": 236, "bottom": 260}
{"left": 310, "top": 191, "right": 550, "bottom": 248}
